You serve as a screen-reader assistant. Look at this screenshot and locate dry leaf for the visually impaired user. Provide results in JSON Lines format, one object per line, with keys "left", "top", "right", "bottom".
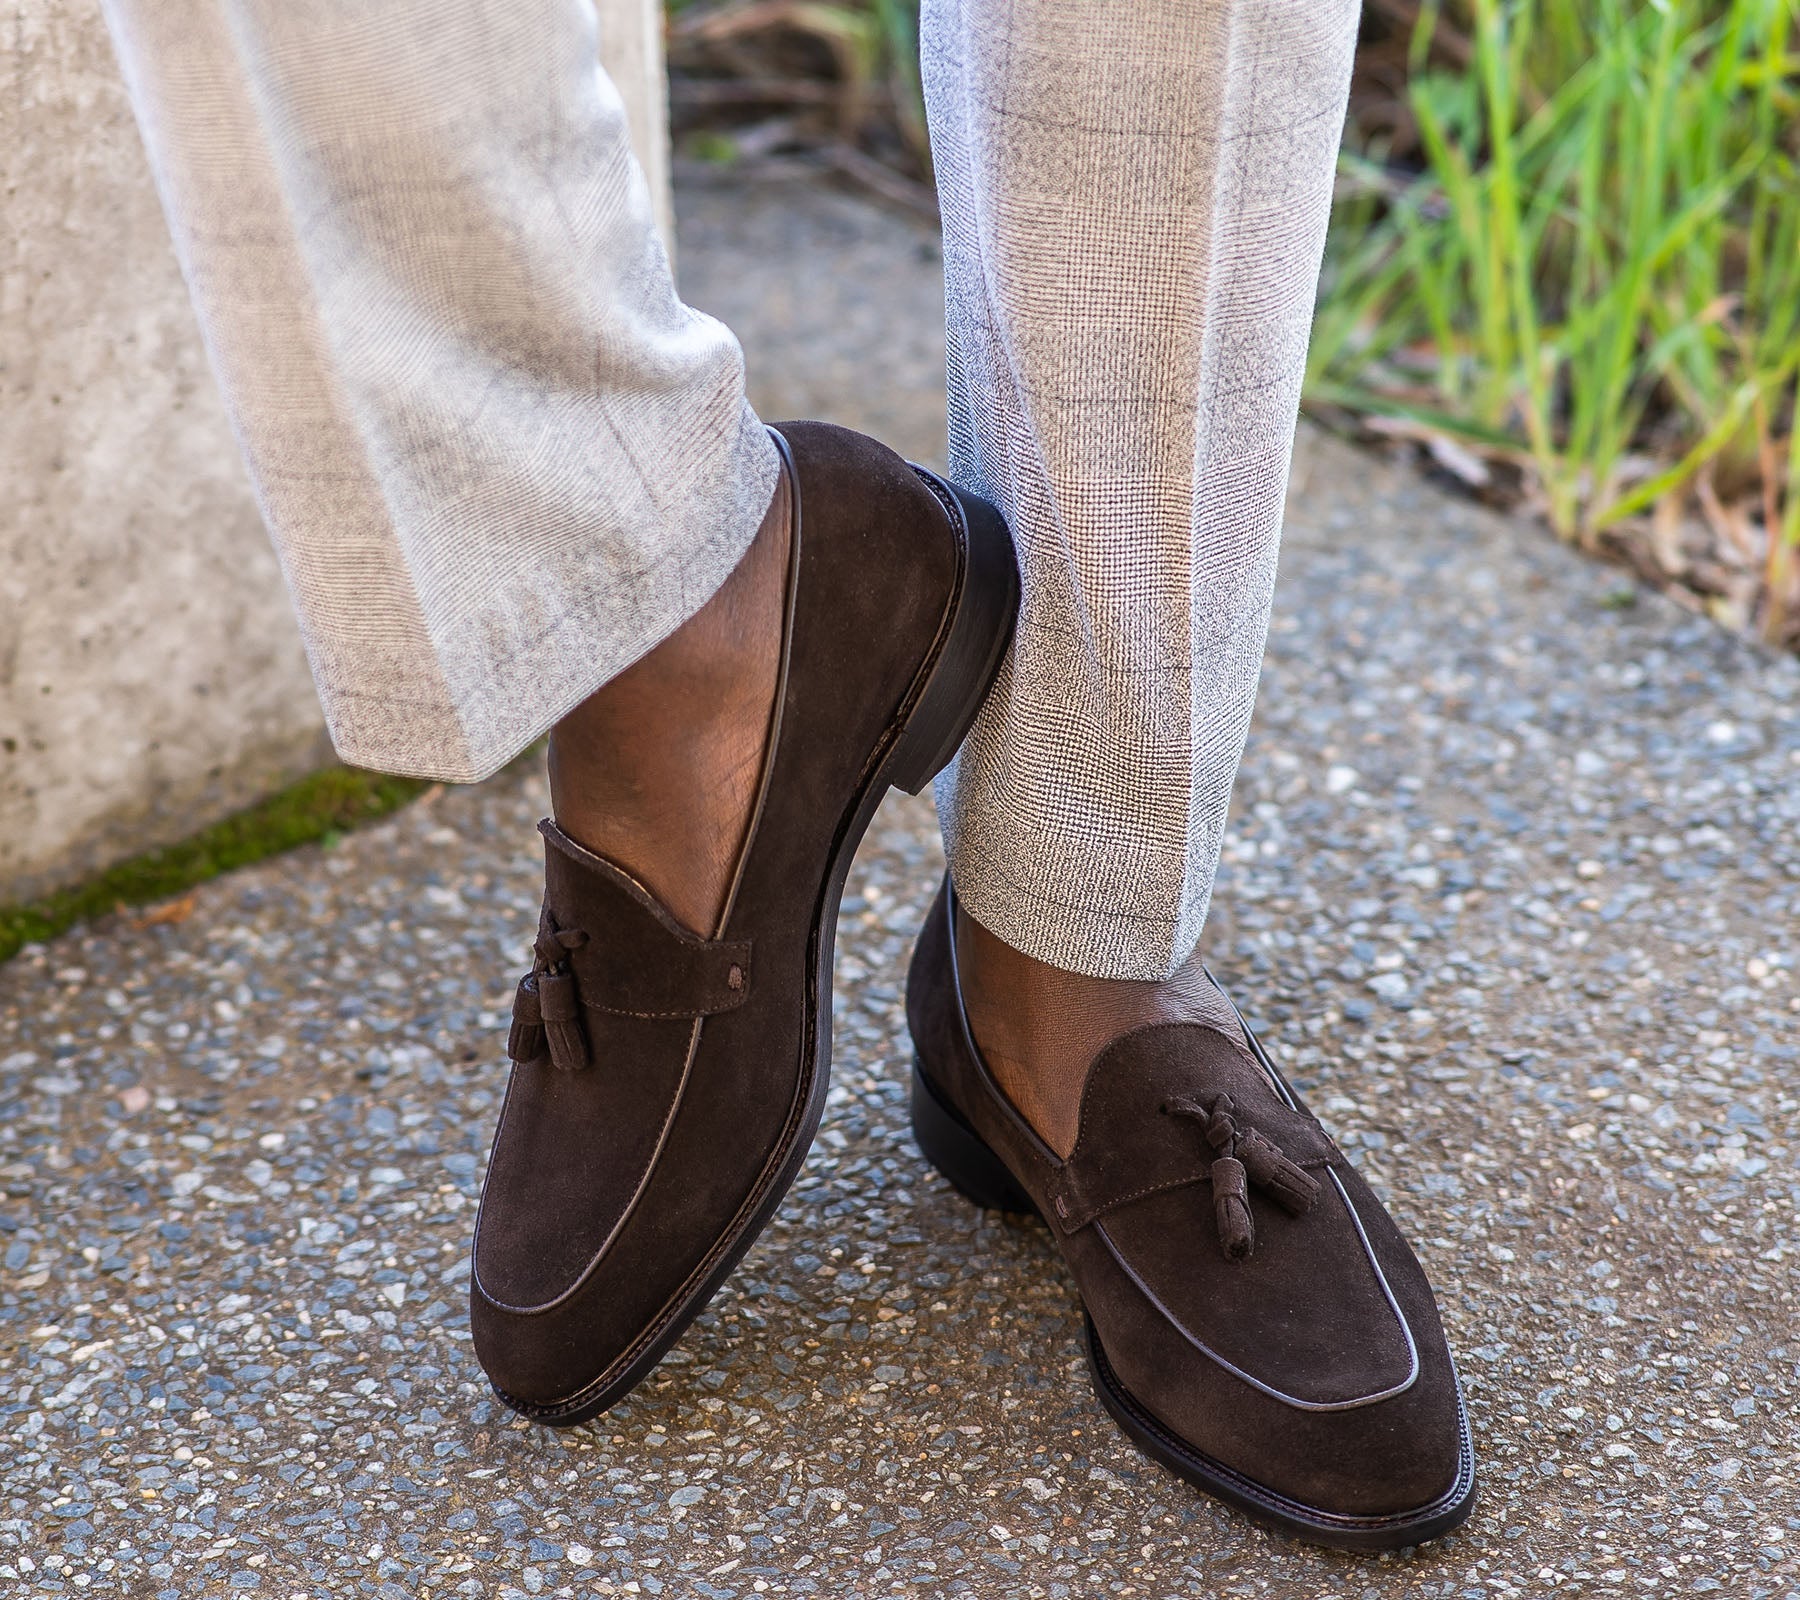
{"left": 1695, "top": 467, "right": 1761, "bottom": 566}
{"left": 1424, "top": 432, "right": 1492, "bottom": 489}
{"left": 134, "top": 894, "right": 197, "bottom": 929}
{"left": 1649, "top": 491, "right": 1687, "bottom": 577}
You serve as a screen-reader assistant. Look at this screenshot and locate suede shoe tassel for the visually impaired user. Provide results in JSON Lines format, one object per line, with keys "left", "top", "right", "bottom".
{"left": 536, "top": 967, "right": 586, "bottom": 1073}
{"left": 1210, "top": 1154, "right": 1254, "bottom": 1261}
{"left": 507, "top": 913, "right": 591, "bottom": 1070}
{"left": 1236, "top": 1124, "right": 1321, "bottom": 1216}
{"left": 1164, "top": 1092, "right": 1321, "bottom": 1261}
{"left": 507, "top": 973, "right": 545, "bottom": 1065}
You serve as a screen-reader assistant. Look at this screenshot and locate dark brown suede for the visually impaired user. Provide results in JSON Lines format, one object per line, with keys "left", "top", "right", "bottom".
{"left": 906, "top": 879, "right": 1477, "bottom": 1550}
{"left": 471, "top": 424, "right": 1017, "bottom": 1423}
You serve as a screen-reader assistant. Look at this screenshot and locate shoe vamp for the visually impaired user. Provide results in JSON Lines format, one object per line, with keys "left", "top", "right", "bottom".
{"left": 1095, "top": 1171, "right": 1418, "bottom": 1407}
{"left": 474, "top": 1012, "right": 699, "bottom": 1309}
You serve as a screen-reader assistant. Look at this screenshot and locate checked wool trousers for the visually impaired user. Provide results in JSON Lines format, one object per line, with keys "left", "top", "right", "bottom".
{"left": 102, "top": 0, "right": 1359, "bottom": 979}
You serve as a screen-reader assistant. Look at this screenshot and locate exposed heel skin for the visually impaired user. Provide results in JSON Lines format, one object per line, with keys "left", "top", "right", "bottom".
{"left": 885, "top": 470, "right": 1019, "bottom": 795}
{"left": 910, "top": 1057, "right": 1035, "bottom": 1214}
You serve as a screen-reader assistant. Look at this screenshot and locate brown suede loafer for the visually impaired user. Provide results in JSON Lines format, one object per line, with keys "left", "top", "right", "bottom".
{"left": 905, "top": 880, "right": 1477, "bottom": 1550}
{"left": 471, "top": 424, "right": 1017, "bottom": 1424}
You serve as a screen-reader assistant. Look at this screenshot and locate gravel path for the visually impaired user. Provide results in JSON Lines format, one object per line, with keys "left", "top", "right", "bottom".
{"left": 1, "top": 176, "right": 1796, "bottom": 1599}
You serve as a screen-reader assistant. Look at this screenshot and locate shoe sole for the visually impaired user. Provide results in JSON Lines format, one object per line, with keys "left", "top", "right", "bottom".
{"left": 910, "top": 1058, "right": 1479, "bottom": 1551}
{"left": 490, "top": 448, "right": 1018, "bottom": 1427}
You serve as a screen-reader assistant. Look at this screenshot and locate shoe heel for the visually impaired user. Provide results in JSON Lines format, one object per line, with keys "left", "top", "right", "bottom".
{"left": 885, "top": 472, "right": 1019, "bottom": 796}
{"left": 910, "top": 1058, "right": 1033, "bottom": 1213}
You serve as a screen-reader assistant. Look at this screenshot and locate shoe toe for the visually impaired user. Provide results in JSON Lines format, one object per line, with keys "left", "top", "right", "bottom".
{"left": 1078, "top": 1101, "right": 1473, "bottom": 1531}
{"left": 468, "top": 1289, "right": 601, "bottom": 1416}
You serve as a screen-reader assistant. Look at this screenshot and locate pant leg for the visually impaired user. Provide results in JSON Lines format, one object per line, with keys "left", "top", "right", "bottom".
{"left": 924, "top": 0, "right": 1359, "bottom": 980}
{"left": 101, "top": 0, "right": 779, "bottom": 782}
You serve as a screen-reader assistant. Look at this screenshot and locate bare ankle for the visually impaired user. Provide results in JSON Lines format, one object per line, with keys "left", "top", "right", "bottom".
{"left": 547, "top": 465, "right": 791, "bottom": 932}
{"left": 955, "top": 903, "right": 1220, "bottom": 1159}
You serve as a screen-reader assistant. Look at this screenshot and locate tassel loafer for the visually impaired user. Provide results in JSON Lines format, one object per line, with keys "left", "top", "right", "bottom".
{"left": 905, "top": 879, "right": 1477, "bottom": 1550}
{"left": 470, "top": 423, "right": 1018, "bottom": 1424}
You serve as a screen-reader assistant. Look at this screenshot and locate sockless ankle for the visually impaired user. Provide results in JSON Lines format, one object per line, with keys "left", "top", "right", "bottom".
{"left": 953, "top": 903, "right": 1244, "bottom": 1158}
{"left": 548, "top": 466, "right": 792, "bottom": 934}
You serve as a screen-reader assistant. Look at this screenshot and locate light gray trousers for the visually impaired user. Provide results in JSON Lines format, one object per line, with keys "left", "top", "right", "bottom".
{"left": 103, "top": 0, "right": 1358, "bottom": 981}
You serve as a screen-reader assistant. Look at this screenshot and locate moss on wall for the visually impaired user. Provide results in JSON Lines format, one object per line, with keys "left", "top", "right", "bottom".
{"left": 0, "top": 766, "right": 429, "bottom": 964}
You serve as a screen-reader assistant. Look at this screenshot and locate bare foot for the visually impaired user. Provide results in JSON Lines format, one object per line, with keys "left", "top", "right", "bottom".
{"left": 955, "top": 903, "right": 1239, "bottom": 1158}
{"left": 547, "top": 462, "right": 791, "bottom": 935}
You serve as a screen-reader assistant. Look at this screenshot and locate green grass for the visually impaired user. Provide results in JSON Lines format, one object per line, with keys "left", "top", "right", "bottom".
{"left": 1312, "top": 0, "right": 1800, "bottom": 634}
{"left": 0, "top": 767, "right": 430, "bottom": 965}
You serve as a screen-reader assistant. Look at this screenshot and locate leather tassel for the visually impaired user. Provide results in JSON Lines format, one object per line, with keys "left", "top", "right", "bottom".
{"left": 1236, "top": 1126, "right": 1321, "bottom": 1215}
{"left": 1211, "top": 1156, "right": 1254, "bottom": 1261}
{"left": 536, "top": 968, "right": 588, "bottom": 1072}
{"left": 507, "top": 974, "right": 546, "bottom": 1065}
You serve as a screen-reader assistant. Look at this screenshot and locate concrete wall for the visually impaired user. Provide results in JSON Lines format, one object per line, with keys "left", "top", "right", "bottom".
{"left": 1, "top": 0, "right": 671, "bottom": 904}
{"left": 604, "top": 0, "right": 676, "bottom": 262}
